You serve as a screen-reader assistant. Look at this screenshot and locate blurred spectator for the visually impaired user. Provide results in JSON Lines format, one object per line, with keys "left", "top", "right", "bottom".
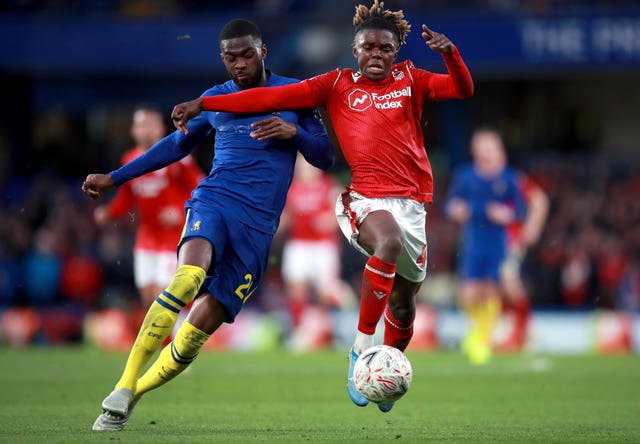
{"left": 617, "top": 250, "right": 640, "bottom": 312}
{"left": 92, "top": 105, "right": 203, "bottom": 310}
{"left": 277, "top": 155, "right": 355, "bottom": 350}
{"left": 496, "top": 171, "right": 549, "bottom": 352}
{"left": 22, "top": 226, "right": 62, "bottom": 306}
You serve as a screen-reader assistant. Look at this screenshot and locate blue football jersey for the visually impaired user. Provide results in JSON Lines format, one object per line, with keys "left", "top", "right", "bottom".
{"left": 110, "top": 72, "right": 333, "bottom": 235}
{"left": 446, "top": 164, "right": 525, "bottom": 253}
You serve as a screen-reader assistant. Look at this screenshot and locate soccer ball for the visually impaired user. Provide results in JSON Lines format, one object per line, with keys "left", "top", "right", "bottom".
{"left": 353, "top": 345, "right": 412, "bottom": 404}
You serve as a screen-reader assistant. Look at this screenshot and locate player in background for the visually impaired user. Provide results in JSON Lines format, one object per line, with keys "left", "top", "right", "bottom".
{"left": 172, "top": 0, "right": 474, "bottom": 412}
{"left": 83, "top": 19, "right": 334, "bottom": 431}
{"left": 445, "top": 127, "right": 526, "bottom": 365}
{"left": 94, "top": 105, "right": 203, "bottom": 313}
{"left": 496, "top": 171, "right": 549, "bottom": 352}
{"left": 279, "top": 154, "right": 355, "bottom": 351}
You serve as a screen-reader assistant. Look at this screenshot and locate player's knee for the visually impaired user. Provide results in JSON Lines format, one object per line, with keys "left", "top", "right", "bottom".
{"left": 374, "top": 234, "right": 403, "bottom": 262}
{"left": 165, "top": 265, "right": 206, "bottom": 304}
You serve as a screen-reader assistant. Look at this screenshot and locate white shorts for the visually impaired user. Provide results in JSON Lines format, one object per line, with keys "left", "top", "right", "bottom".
{"left": 281, "top": 240, "right": 340, "bottom": 294}
{"left": 133, "top": 249, "right": 178, "bottom": 289}
{"left": 336, "top": 190, "right": 427, "bottom": 283}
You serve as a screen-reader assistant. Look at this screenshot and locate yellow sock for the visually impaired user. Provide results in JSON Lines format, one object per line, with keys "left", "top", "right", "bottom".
{"left": 114, "top": 265, "right": 205, "bottom": 391}
{"left": 134, "top": 320, "right": 210, "bottom": 399}
{"left": 464, "top": 303, "right": 484, "bottom": 335}
{"left": 461, "top": 303, "right": 483, "bottom": 354}
{"left": 476, "top": 297, "right": 501, "bottom": 345}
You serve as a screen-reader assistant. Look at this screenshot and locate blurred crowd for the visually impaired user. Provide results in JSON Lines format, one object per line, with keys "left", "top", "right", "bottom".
{"left": 1, "top": 147, "right": 639, "bottom": 346}
{"left": 1, "top": 0, "right": 639, "bottom": 348}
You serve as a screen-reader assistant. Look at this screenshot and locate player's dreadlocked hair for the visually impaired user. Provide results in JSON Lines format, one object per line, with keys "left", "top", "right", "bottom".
{"left": 219, "top": 19, "right": 262, "bottom": 43}
{"left": 353, "top": 0, "right": 411, "bottom": 46}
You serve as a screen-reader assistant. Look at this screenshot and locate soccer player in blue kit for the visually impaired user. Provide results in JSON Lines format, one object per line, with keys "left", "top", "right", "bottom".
{"left": 445, "top": 127, "right": 525, "bottom": 365}
{"left": 82, "top": 19, "right": 334, "bottom": 431}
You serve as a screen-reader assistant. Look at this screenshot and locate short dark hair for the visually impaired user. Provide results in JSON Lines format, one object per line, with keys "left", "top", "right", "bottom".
{"left": 219, "top": 19, "right": 262, "bottom": 43}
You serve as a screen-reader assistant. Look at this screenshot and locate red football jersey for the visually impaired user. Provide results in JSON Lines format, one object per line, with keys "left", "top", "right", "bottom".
{"left": 285, "top": 173, "right": 340, "bottom": 243}
{"left": 107, "top": 146, "right": 204, "bottom": 251}
{"left": 201, "top": 47, "right": 473, "bottom": 203}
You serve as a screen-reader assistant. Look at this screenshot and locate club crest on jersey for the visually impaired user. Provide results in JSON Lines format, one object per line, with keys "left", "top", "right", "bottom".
{"left": 392, "top": 69, "right": 405, "bottom": 81}
{"left": 348, "top": 89, "right": 373, "bottom": 111}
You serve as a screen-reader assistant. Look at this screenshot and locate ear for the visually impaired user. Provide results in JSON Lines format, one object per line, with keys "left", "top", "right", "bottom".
{"left": 261, "top": 43, "right": 267, "bottom": 59}
{"left": 352, "top": 44, "right": 358, "bottom": 59}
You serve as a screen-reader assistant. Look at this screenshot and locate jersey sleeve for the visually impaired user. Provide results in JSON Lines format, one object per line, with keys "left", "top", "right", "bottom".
{"left": 410, "top": 47, "right": 474, "bottom": 101}
{"left": 293, "top": 109, "right": 335, "bottom": 171}
{"left": 110, "top": 110, "right": 212, "bottom": 186}
{"left": 201, "top": 71, "right": 338, "bottom": 113}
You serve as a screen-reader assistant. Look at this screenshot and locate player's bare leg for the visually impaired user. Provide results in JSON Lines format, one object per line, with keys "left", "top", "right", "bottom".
{"left": 348, "top": 210, "right": 402, "bottom": 407}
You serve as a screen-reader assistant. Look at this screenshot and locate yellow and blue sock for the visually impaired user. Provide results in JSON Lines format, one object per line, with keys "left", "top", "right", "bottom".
{"left": 134, "top": 320, "right": 210, "bottom": 399}
{"left": 114, "top": 265, "right": 205, "bottom": 392}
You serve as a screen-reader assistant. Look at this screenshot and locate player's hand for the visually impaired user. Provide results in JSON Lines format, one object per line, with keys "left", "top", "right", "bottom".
{"left": 446, "top": 199, "right": 470, "bottom": 223}
{"left": 82, "top": 174, "right": 116, "bottom": 200}
{"left": 250, "top": 116, "right": 297, "bottom": 141}
{"left": 486, "top": 202, "right": 515, "bottom": 225}
{"left": 421, "top": 24, "right": 453, "bottom": 54}
{"left": 172, "top": 98, "right": 203, "bottom": 134}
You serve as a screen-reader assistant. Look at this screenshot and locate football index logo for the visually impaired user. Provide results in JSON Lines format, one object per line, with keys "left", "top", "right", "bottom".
{"left": 190, "top": 220, "right": 201, "bottom": 231}
{"left": 349, "top": 87, "right": 412, "bottom": 112}
{"left": 348, "top": 89, "right": 372, "bottom": 111}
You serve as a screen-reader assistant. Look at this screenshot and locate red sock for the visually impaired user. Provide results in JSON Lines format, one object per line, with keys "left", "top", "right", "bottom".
{"left": 357, "top": 256, "right": 396, "bottom": 335}
{"left": 287, "top": 296, "right": 308, "bottom": 327}
{"left": 512, "top": 297, "right": 531, "bottom": 336}
{"left": 383, "top": 305, "right": 414, "bottom": 352}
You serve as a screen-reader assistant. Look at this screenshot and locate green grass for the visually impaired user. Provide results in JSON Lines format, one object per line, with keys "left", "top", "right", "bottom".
{"left": 0, "top": 347, "right": 638, "bottom": 443}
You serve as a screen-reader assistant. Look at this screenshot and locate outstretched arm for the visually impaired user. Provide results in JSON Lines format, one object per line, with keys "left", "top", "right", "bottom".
{"left": 172, "top": 81, "right": 320, "bottom": 134}
{"left": 421, "top": 24, "right": 474, "bottom": 100}
{"left": 82, "top": 113, "right": 211, "bottom": 200}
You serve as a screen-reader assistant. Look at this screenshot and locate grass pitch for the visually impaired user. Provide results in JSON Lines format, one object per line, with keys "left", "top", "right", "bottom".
{"left": 0, "top": 347, "right": 638, "bottom": 443}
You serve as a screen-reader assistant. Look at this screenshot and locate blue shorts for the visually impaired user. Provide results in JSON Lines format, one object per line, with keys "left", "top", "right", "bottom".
{"left": 458, "top": 244, "right": 506, "bottom": 283}
{"left": 180, "top": 203, "right": 273, "bottom": 322}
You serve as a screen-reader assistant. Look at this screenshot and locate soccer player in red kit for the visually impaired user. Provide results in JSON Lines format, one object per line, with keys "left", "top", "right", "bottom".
{"left": 280, "top": 155, "right": 353, "bottom": 350}
{"left": 172, "top": 0, "right": 473, "bottom": 412}
{"left": 94, "top": 105, "right": 203, "bottom": 308}
{"left": 498, "top": 172, "right": 549, "bottom": 351}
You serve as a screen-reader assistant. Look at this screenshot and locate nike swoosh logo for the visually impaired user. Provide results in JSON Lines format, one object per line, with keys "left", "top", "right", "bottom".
{"left": 151, "top": 322, "right": 171, "bottom": 328}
